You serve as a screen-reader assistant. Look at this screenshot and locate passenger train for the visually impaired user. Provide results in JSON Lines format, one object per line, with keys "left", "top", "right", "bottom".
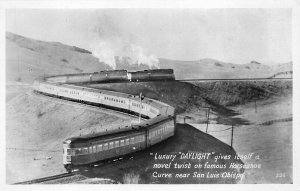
{"left": 33, "top": 69, "right": 176, "bottom": 172}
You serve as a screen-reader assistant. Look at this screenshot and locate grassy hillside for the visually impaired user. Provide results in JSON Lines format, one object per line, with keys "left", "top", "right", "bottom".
{"left": 6, "top": 32, "right": 111, "bottom": 83}
{"left": 190, "top": 80, "right": 292, "bottom": 106}
{"left": 159, "top": 58, "right": 292, "bottom": 80}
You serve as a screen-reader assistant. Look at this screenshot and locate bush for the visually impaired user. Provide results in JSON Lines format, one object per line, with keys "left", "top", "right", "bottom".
{"left": 37, "top": 110, "right": 46, "bottom": 118}
{"left": 72, "top": 46, "right": 92, "bottom": 54}
{"left": 214, "top": 62, "right": 223, "bottom": 67}
{"left": 61, "top": 58, "right": 68, "bottom": 63}
{"left": 122, "top": 172, "right": 140, "bottom": 184}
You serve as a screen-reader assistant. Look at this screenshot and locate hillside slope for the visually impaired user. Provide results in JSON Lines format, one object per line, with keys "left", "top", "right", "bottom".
{"left": 6, "top": 32, "right": 111, "bottom": 83}
{"left": 159, "top": 58, "right": 292, "bottom": 80}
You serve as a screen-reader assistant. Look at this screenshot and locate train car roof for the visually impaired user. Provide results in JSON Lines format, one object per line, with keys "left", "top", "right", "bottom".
{"left": 46, "top": 70, "right": 128, "bottom": 78}
{"left": 65, "top": 115, "right": 173, "bottom": 143}
{"left": 59, "top": 83, "right": 170, "bottom": 108}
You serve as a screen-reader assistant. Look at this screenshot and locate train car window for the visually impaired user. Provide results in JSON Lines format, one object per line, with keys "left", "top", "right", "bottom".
{"left": 71, "top": 149, "right": 76, "bottom": 156}
{"left": 97, "top": 144, "right": 103, "bottom": 151}
{"left": 115, "top": 141, "right": 119, "bottom": 147}
{"left": 93, "top": 146, "right": 97, "bottom": 153}
{"left": 80, "top": 148, "right": 84, "bottom": 155}
{"left": 138, "top": 135, "right": 142, "bottom": 142}
{"left": 120, "top": 140, "right": 125, "bottom": 146}
{"left": 89, "top": 146, "right": 93, "bottom": 153}
{"left": 135, "top": 136, "right": 139, "bottom": 142}
{"left": 84, "top": 147, "right": 89, "bottom": 154}
{"left": 125, "top": 138, "right": 130, "bottom": 145}
{"left": 103, "top": 143, "right": 108, "bottom": 150}
{"left": 67, "top": 149, "right": 71, "bottom": 155}
{"left": 130, "top": 137, "right": 135, "bottom": 144}
{"left": 109, "top": 142, "right": 114, "bottom": 149}
{"left": 75, "top": 148, "right": 81, "bottom": 155}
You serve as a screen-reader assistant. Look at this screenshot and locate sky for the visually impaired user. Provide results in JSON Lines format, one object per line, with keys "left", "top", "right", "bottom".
{"left": 6, "top": 9, "right": 292, "bottom": 65}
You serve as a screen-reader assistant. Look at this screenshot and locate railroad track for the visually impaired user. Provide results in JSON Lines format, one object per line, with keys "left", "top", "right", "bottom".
{"left": 178, "top": 77, "right": 292, "bottom": 82}
{"left": 14, "top": 173, "right": 75, "bottom": 184}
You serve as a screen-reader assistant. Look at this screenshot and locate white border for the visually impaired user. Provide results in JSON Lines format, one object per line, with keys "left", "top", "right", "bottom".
{"left": 0, "top": 0, "right": 299, "bottom": 191}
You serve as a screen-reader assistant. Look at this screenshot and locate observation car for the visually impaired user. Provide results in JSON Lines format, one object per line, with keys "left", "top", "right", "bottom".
{"left": 63, "top": 115, "right": 175, "bottom": 172}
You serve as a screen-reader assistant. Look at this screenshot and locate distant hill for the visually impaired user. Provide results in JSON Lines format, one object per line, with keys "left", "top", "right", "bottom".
{"left": 158, "top": 58, "right": 292, "bottom": 80}
{"left": 6, "top": 32, "right": 292, "bottom": 83}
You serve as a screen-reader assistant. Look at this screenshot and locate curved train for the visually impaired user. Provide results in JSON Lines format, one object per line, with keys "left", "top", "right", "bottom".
{"left": 32, "top": 69, "right": 176, "bottom": 172}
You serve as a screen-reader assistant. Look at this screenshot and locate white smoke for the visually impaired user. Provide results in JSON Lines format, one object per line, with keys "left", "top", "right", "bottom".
{"left": 92, "top": 42, "right": 116, "bottom": 69}
{"left": 92, "top": 41, "right": 160, "bottom": 70}
{"left": 123, "top": 44, "right": 160, "bottom": 68}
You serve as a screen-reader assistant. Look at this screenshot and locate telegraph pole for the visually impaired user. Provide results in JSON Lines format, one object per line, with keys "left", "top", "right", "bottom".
{"left": 139, "top": 93, "right": 142, "bottom": 123}
{"left": 205, "top": 108, "right": 210, "bottom": 133}
{"left": 231, "top": 124, "right": 234, "bottom": 147}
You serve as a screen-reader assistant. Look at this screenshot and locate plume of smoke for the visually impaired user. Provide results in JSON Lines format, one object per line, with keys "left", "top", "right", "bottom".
{"left": 92, "top": 42, "right": 116, "bottom": 69}
{"left": 123, "top": 44, "right": 160, "bottom": 68}
{"left": 92, "top": 42, "right": 160, "bottom": 70}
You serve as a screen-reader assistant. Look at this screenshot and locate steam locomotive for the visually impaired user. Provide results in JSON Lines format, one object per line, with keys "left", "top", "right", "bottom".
{"left": 46, "top": 69, "right": 175, "bottom": 84}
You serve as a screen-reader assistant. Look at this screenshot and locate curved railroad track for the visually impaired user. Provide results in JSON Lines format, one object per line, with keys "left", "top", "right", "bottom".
{"left": 14, "top": 173, "right": 75, "bottom": 184}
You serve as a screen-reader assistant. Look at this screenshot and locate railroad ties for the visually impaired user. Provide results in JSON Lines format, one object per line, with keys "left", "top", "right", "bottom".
{"left": 13, "top": 173, "right": 75, "bottom": 184}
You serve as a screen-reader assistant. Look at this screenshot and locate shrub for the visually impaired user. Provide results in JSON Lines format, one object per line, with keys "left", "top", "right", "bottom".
{"left": 37, "top": 110, "right": 46, "bottom": 118}
{"left": 72, "top": 46, "right": 92, "bottom": 54}
{"left": 214, "top": 62, "right": 223, "bottom": 67}
{"left": 61, "top": 58, "right": 68, "bottom": 63}
{"left": 122, "top": 172, "right": 140, "bottom": 184}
